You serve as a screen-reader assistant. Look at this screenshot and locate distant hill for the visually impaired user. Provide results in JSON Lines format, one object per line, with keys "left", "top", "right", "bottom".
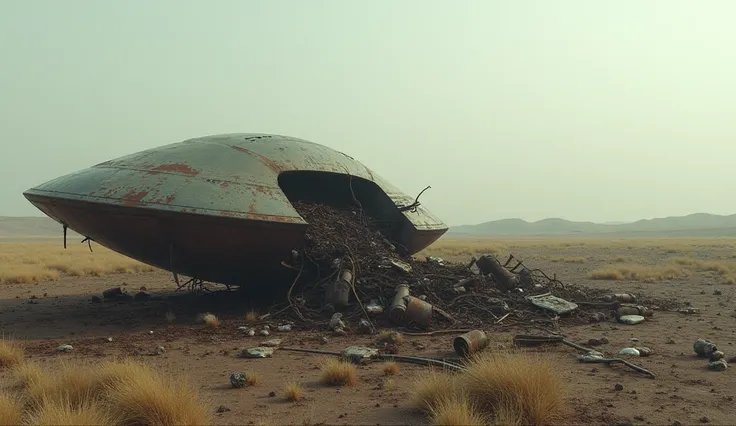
{"left": 449, "top": 213, "right": 736, "bottom": 237}
{"left": 3, "top": 212, "right": 736, "bottom": 240}
{"left": 0, "top": 217, "right": 81, "bottom": 239}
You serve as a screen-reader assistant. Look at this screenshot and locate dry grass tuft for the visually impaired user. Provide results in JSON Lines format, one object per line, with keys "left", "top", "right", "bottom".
{"left": 0, "top": 242, "right": 156, "bottom": 284}
{"left": 245, "top": 372, "right": 260, "bottom": 386}
{"left": 0, "top": 338, "right": 25, "bottom": 368}
{"left": 25, "top": 398, "right": 117, "bottom": 426}
{"left": 202, "top": 313, "right": 220, "bottom": 329}
{"left": 377, "top": 330, "right": 404, "bottom": 345}
{"left": 590, "top": 263, "right": 688, "bottom": 282}
{"left": 245, "top": 310, "right": 259, "bottom": 323}
{"left": 428, "top": 395, "right": 488, "bottom": 426}
{"left": 411, "top": 369, "right": 458, "bottom": 411}
{"left": 381, "top": 361, "right": 400, "bottom": 376}
{"left": 102, "top": 361, "right": 210, "bottom": 425}
{"left": 319, "top": 358, "right": 358, "bottom": 387}
{"left": 11, "top": 361, "right": 46, "bottom": 390}
{"left": 23, "top": 361, "right": 103, "bottom": 408}
{"left": 0, "top": 391, "right": 23, "bottom": 426}
{"left": 284, "top": 382, "right": 304, "bottom": 402}
{"left": 463, "top": 351, "right": 566, "bottom": 426}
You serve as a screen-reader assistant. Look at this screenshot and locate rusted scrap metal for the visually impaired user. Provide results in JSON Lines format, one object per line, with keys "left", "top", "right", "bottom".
{"left": 526, "top": 293, "right": 579, "bottom": 315}
{"left": 454, "top": 330, "right": 489, "bottom": 357}
{"left": 475, "top": 255, "right": 520, "bottom": 291}
{"left": 514, "top": 334, "right": 655, "bottom": 378}
{"left": 22, "top": 133, "right": 448, "bottom": 288}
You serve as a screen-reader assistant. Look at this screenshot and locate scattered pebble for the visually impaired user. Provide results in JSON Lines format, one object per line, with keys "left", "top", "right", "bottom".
{"left": 261, "top": 339, "right": 282, "bottom": 348}
{"left": 700, "top": 416, "right": 710, "bottom": 423}
{"left": 230, "top": 372, "right": 247, "bottom": 388}
{"left": 268, "top": 391, "right": 276, "bottom": 397}
{"left": 635, "top": 347, "right": 652, "bottom": 357}
{"left": 320, "top": 336, "right": 329, "bottom": 344}
{"left": 259, "top": 329, "right": 270, "bottom": 336}
{"left": 615, "top": 383, "right": 624, "bottom": 391}
{"left": 216, "top": 405, "right": 231, "bottom": 413}
{"left": 333, "top": 328, "right": 348, "bottom": 336}
{"left": 708, "top": 359, "right": 728, "bottom": 371}
{"left": 105, "top": 337, "right": 113, "bottom": 342}
{"left": 148, "top": 330, "right": 154, "bottom": 335}
{"left": 151, "top": 345, "right": 166, "bottom": 356}
{"left": 714, "top": 290, "right": 722, "bottom": 296}
{"left": 709, "top": 351, "right": 725, "bottom": 362}
{"left": 277, "top": 325, "right": 292, "bottom": 332}
{"left": 56, "top": 344, "right": 73, "bottom": 352}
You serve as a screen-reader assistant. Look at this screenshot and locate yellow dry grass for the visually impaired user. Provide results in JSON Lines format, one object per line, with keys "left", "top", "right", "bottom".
{"left": 25, "top": 398, "right": 118, "bottom": 426}
{"left": 202, "top": 313, "right": 220, "bottom": 329}
{"left": 284, "top": 382, "right": 304, "bottom": 402}
{"left": 0, "top": 337, "right": 25, "bottom": 368}
{"left": 419, "top": 236, "right": 736, "bottom": 262}
{"left": 0, "top": 242, "right": 156, "bottom": 284}
{"left": 245, "top": 310, "right": 259, "bottom": 323}
{"left": 319, "top": 358, "right": 358, "bottom": 387}
{"left": 244, "top": 372, "right": 260, "bottom": 386}
{"left": 381, "top": 361, "right": 400, "bottom": 376}
{"left": 0, "top": 391, "right": 23, "bottom": 426}
{"left": 428, "top": 395, "right": 488, "bottom": 426}
{"left": 6, "top": 352, "right": 210, "bottom": 426}
{"left": 377, "top": 330, "right": 404, "bottom": 345}
{"left": 411, "top": 351, "right": 566, "bottom": 426}
{"left": 411, "top": 369, "right": 458, "bottom": 411}
{"left": 591, "top": 256, "right": 736, "bottom": 284}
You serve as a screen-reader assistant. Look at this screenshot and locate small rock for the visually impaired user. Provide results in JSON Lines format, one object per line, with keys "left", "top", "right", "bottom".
{"left": 333, "top": 327, "right": 348, "bottom": 336}
{"left": 694, "top": 339, "right": 717, "bottom": 357}
{"left": 320, "top": 336, "right": 329, "bottom": 344}
{"left": 216, "top": 405, "right": 231, "bottom": 413}
{"left": 666, "top": 338, "right": 676, "bottom": 344}
{"left": 239, "top": 347, "right": 274, "bottom": 358}
{"left": 708, "top": 359, "right": 728, "bottom": 371}
{"left": 709, "top": 351, "right": 725, "bottom": 362}
{"left": 56, "top": 344, "right": 73, "bottom": 352}
{"left": 268, "top": 391, "right": 276, "bottom": 397}
{"left": 496, "top": 343, "right": 506, "bottom": 350}
{"left": 615, "top": 383, "right": 624, "bottom": 391}
{"left": 635, "top": 347, "right": 652, "bottom": 357}
{"left": 148, "top": 330, "right": 154, "bottom": 335}
{"left": 629, "top": 338, "right": 640, "bottom": 343}
{"left": 262, "top": 325, "right": 270, "bottom": 331}
{"left": 261, "top": 339, "right": 282, "bottom": 347}
{"left": 588, "top": 338, "right": 605, "bottom": 346}
{"left": 105, "top": 337, "right": 113, "bottom": 342}
{"left": 600, "top": 336, "right": 609, "bottom": 344}
{"left": 259, "top": 329, "right": 270, "bottom": 336}
{"left": 328, "top": 313, "right": 345, "bottom": 330}
{"left": 277, "top": 325, "right": 292, "bottom": 332}
{"left": 230, "top": 372, "right": 247, "bottom": 388}
{"left": 151, "top": 345, "right": 166, "bottom": 356}
{"left": 90, "top": 296, "right": 102, "bottom": 303}
{"left": 633, "top": 415, "right": 645, "bottom": 421}
{"left": 700, "top": 416, "right": 710, "bottom": 423}
{"left": 714, "top": 290, "right": 722, "bottom": 296}
{"left": 357, "top": 319, "right": 372, "bottom": 334}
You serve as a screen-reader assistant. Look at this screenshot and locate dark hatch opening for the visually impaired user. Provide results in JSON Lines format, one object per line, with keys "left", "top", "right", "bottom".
{"left": 277, "top": 171, "right": 407, "bottom": 248}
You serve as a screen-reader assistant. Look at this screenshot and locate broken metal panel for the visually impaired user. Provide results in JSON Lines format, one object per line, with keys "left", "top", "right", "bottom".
{"left": 526, "top": 293, "right": 579, "bottom": 315}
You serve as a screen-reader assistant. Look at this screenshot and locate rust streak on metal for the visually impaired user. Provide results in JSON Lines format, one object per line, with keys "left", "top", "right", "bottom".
{"left": 151, "top": 163, "right": 200, "bottom": 176}
{"left": 121, "top": 189, "right": 149, "bottom": 206}
{"left": 230, "top": 145, "right": 283, "bottom": 174}
{"left": 219, "top": 210, "right": 300, "bottom": 223}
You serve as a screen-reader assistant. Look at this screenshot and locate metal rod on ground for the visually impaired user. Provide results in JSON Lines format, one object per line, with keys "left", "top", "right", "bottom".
{"left": 279, "top": 347, "right": 466, "bottom": 371}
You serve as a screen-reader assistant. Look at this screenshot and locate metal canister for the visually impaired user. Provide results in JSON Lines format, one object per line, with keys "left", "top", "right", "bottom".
{"left": 615, "top": 306, "right": 641, "bottom": 319}
{"left": 325, "top": 269, "right": 352, "bottom": 309}
{"left": 403, "top": 295, "right": 433, "bottom": 329}
{"left": 388, "top": 284, "right": 410, "bottom": 324}
{"left": 453, "top": 330, "right": 489, "bottom": 357}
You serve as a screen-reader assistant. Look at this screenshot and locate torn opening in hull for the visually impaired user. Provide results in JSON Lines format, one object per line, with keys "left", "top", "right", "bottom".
{"left": 277, "top": 171, "right": 409, "bottom": 251}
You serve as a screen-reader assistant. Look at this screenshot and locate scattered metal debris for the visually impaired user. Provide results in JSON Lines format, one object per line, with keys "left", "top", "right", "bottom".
{"left": 694, "top": 339, "right": 718, "bottom": 357}
{"left": 526, "top": 293, "right": 578, "bottom": 315}
{"left": 239, "top": 347, "right": 274, "bottom": 358}
{"left": 56, "top": 344, "right": 73, "bottom": 352}
{"left": 453, "top": 330, "right": 488, "bottom": 357}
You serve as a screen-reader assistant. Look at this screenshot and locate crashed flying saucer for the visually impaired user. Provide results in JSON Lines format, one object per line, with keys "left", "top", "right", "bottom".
{"left": 23, "top": 133, "right": 448, "bottom": 287}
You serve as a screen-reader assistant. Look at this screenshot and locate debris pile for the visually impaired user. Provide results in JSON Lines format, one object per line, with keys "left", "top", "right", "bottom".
{"left": 270, "top": 202, "right": 676, "bottom": 332}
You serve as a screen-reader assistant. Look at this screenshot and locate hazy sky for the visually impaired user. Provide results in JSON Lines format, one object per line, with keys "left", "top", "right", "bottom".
{"left": 2, "top": 0, "right": 735, "bottom": 226}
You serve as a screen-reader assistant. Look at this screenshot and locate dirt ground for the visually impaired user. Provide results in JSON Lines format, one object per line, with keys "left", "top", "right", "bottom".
{"left": 1, "top": 244, "right": 735, "bottom": 426}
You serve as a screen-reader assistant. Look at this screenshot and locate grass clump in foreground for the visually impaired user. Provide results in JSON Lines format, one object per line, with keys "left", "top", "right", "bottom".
{"left": 0, "top": 337, "right": 25, "bottom": 368}
{"left": 0, "top": 391, "right": 23, "bottom": 426}
{"left": 412, "top": 351, "right": 567, "bottom": 426}
{"left": 284, "top": 382, "right": 304, "bottom": 402}
{"left": 4, "top": 345, "right": 210, "bottom": 426}
{"left": 319, "top": 358, "right": 358, "bottom": 387}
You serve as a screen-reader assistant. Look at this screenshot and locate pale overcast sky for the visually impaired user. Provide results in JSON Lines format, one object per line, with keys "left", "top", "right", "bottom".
{"left": 1, "top": 0, "right": 735, "bottom": 226}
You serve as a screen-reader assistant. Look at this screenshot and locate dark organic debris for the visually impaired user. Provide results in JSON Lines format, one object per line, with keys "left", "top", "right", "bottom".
{"left": 266, "top": 201, "right": 679, "bottom": 331}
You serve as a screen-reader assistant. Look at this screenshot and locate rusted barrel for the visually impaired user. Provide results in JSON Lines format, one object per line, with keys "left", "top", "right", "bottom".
{"left": 453, "top": 330, "right": 489, "bottom": 357}
{"left": 403, "top": 295, "right": 433, "bottom": 329}
{"left": 388, "top": 284, "right": 410, "bottom": 324}
{"left": 325, "top": 269, "right": 352, "bottom": 309}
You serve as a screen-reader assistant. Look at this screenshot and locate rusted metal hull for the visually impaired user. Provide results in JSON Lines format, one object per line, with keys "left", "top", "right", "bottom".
{"left": 23, "top": 133, "right": 448, "bottom": 287}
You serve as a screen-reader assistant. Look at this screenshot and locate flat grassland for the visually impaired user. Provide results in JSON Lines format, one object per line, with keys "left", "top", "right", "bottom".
{"left": 1, "top": 236, "right": 735, "bottom": 425}
{"left": 3, "top": 236, "right": 736, "bottom": 285}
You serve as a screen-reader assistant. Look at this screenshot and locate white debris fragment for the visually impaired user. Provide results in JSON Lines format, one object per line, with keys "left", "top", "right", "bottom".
{"left": 56, "top": 344, "right": 73, "bottom": 352}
